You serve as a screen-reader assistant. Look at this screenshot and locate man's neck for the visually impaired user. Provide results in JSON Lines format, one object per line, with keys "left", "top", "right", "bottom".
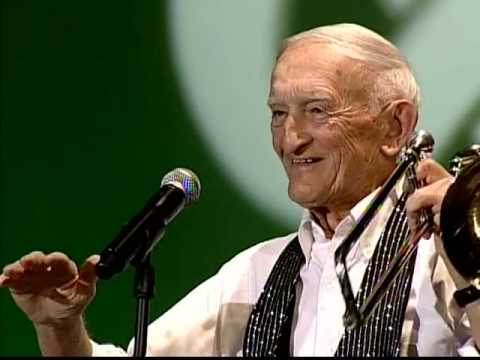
{"left": 310, "top": 206, "right": 352, "bottom": 240}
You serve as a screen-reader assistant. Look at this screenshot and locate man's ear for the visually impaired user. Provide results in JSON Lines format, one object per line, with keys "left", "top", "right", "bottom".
{"left": 380, "top": 100, "right": 418, "bottom": 158}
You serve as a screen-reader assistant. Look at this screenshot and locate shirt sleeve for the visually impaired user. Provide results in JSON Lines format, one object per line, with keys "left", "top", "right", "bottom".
{"left": 453, "top": 301, "right": 480, "bottom": 356}
{"left": 430, "top": 237, "right": 480, "bottom": 357}
{"left": 89, "top": 272, "right": 224, "bottom": 356}
{"left": 88, "top": 237, "right": 288, "bottom": 357}
{"left": 457, "top": 337, "right": 480, "bottom": 356}
{"left": 90, "top": 340, "right": 129, "bottom": 357}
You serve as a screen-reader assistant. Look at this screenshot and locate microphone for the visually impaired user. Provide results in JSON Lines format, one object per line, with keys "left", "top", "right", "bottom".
{"left": 95, "top": 168, "right": 201, "bottom": 280}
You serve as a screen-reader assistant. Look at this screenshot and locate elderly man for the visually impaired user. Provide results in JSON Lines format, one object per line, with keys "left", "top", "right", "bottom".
{"left": 1, "top": 23, "right": 480, "bottom": 357}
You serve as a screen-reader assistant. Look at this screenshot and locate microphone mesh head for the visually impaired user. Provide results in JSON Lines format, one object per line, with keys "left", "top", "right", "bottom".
{"left": 161, "top": 168, "right": 201, "bottom": 206}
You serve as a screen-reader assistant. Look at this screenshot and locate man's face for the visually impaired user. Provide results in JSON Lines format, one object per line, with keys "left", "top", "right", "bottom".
{"left": 269, "top": 42, "right": 390, "bottom": 211}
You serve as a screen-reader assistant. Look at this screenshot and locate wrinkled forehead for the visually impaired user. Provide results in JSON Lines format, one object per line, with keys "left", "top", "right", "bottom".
{"left": 269, "top": 42, "right": 353, "bottom": 102}
{"left": 272, "top": 42, "right": 344, "bottom": 78}
{"left": 269, "top": 41, "right": 371, "bottom": 105}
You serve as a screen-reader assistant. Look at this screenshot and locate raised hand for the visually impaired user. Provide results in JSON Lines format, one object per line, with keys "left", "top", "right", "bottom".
{"left": 405, "top": 158, "right": 454, "bottom": 237}
{"left": 405, "top": 158, "right": 471, "bottom": 289}
{"left": 0, "top": 251, "right": 99, "bottom": 326}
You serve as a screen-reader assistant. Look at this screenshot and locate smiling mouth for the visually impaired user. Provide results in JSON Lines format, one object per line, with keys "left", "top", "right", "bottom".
{"left": 291, "top": 157, "right": 323, "bottom": 166}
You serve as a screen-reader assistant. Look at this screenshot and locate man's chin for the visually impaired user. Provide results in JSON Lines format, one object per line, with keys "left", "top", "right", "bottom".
{"left": 288, "top": 188, "right": 323, "bottom": 209}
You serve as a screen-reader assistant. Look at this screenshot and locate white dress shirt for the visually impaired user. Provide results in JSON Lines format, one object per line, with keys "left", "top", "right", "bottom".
{"left": 90, "top": 184, "right": 479, "bottom": 356}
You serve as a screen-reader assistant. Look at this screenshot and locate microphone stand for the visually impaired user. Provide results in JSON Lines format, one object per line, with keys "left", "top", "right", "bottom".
{"left": 132, "top": 253, "right": 155, "bottom": 357}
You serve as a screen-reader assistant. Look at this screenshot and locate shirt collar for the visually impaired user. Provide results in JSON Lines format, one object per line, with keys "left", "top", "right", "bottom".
{"left": 297, "top": 176, "right": 404, "bottom": 265}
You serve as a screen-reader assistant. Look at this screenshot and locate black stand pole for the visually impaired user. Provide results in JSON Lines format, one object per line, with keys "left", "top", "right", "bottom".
{"left": 132, "top": 254, "right": 155, "bottom": 357}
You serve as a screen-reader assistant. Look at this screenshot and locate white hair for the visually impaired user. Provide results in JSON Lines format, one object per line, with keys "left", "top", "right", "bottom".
{"left": 277, "top": 23, "right": 420, "bottom": 116}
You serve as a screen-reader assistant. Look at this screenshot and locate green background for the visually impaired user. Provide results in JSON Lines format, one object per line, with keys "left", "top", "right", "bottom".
{"left": 1, "top": 0, "right": 479, "bottom": 355}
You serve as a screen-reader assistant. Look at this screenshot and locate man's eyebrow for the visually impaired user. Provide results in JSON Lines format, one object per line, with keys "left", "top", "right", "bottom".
{"left": 267, "top": 100, "right": 282, "bottom": 108}
{"left": 267, "top": 96, "right": 332, "bottom": 108}
{"left": 300, "top": 97, "right": 332, "bottom": 105}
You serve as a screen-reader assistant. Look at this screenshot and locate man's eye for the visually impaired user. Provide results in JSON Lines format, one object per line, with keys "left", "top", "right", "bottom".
{"left": 270, "top": 110, "right": 287, "bottom": 127}
{"left": 307, "top": 107, "right": 330, "bottom": 123}
{"left": 309, "top": 107, "right": 324, "bottom": 114}
{"left": 272, "top": 110, "right": 286, "bottom": 118}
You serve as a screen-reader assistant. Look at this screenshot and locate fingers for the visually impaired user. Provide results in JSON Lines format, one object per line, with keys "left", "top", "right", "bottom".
{"left": 3, "top": 251, "right": 48, "bottom": 280}
{"left": 76, "top": 255, "right": 99, "bottom": 287}
{"left": 56, "top": 254, "right": 99, "bottom": 301}
{"left": 19, "top": 251, "right": 47, "bottom": 272}
{"left": 406, "top": 177, "right": 453, "bottom": 235}
{"left": 416, "top": 158, "right": 452, "bottom": 185}
{"left": 405, "top": 188, "right": 429, "bottom": 232}
{"left": 2, "top": 261, "right": 24, "bottom": 280}
{"left": 407, "top": 159, "right": 454, "bottom": 235}
{"left": 44, "top": 252, "right": 78, "bottom": 285}
{"left": 0, "top": 274, "right": 11, "bottom": 287}
{"left": 1, "top": 251, "right": 79, "bottom": 291}
{"left": 406, "top": 186, "right": 442, "bottom": 214}
{"left": 433, "top": 213, "right": 441, "bottom": 230}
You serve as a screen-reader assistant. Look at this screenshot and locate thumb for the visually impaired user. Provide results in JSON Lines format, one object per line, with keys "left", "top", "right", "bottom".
{"left": 78, "top": 254, "right": 100, "bottom": 286}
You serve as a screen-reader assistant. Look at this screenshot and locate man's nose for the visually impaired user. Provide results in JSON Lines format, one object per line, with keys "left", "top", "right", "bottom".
{"left": 283, "top": 115, "right": 313, "bottom": 154}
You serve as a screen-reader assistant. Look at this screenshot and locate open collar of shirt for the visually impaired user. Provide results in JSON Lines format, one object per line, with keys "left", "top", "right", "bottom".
{"left": 297, "top": 178, "right": 404, "bottom": 267}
